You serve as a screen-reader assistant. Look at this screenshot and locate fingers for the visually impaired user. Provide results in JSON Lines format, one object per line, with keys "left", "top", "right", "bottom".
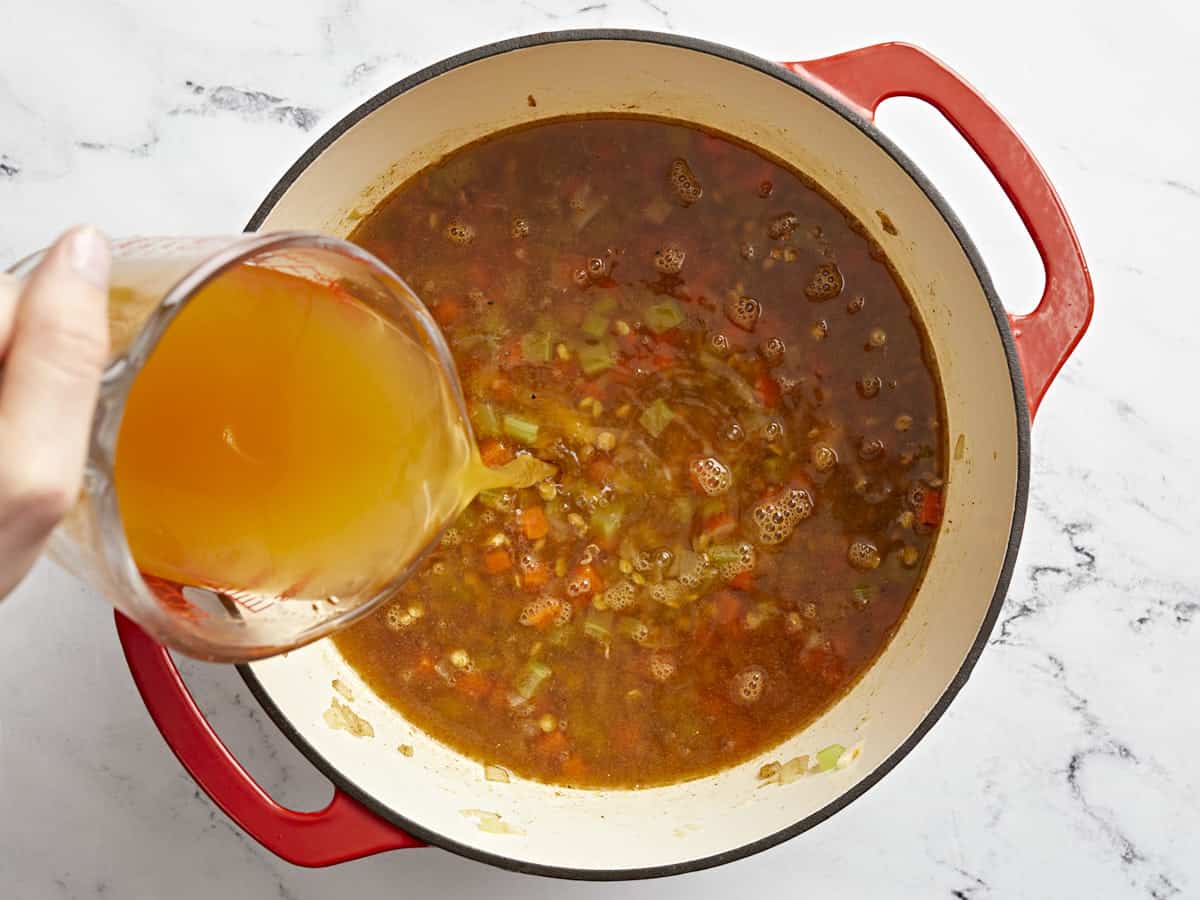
{"left": 0, "top": 227, "right": 110, "bottom": 595}
{"left": 0, "top": 273, "right": 18, "bottom": 357}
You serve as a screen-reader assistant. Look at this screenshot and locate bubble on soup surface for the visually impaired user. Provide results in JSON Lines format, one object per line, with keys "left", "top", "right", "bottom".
{"left": 725, "top": 296, "right": 761, "bottom": 332}
{"left": 767, "top": 212, "right": 799, "bottom": 240}
{"left": 626, "top": 621, "right": 650, "bottom": 642}
{"left": 859, "top": 437, "right": 886, "bottom": 461}
{"left": 760, "top": 336, "right": 786, "bottom": 364}
{"left": 690, "top": 457, "right": 732, "bottom": 496}
{"left": 732, "top": 666, "right": 766, "bottom": 704}
{"left": 518, "top": 595, "right": 560, "bottom": 626}
{"left": 604, "top": 579, "right": 637, "bottom": 611}
{"left": 740, "top": 242, "right": 757, "bottom": 261}
{"left": 857, "top": 374, "right": 882, "bottom": 399}
{"left": 649, "top": 581, "right": 682, "bottom": 606}
{"left": 669, "top": 158, "right": 703, "bottom": 206}
{"left": 649, "top": 654, "right": 677, "bottom": 682}
{"left": 654, "top": 243, "right": 686, "bottom": 274}
{"left": 384, "top": 604, "right": 413, "bottom": 631}
{"left": 847, "top": 295, "right": 865, "bottom": 315}
{"left": 718, "top": 543, "right": 756, "bottom": 580}
{"left": 811, "top": 443, "right": 838, "bottom": 472}
{"left": 444, "top": 220, "right": 475, "bottom": 245}
{"left": 758, "top": 180, "right": 774, "bottom": 198}
{"left": 848, "top": 540, "right": 882, "bottom": 570}
{"left": 566, "top": 574, "right": 593, "bottom": 598}
{"left": 511, "top": 217, "right": 530, "bottom": 238}
{"left": 677, "top": 554, "right": 710, "bottom": 588}
{"left": 805, "top": 263, "right": 844, "bottom": 300}
{"left": 710, "top": 332, "right": 732, "bottom": 354}
{"left": 587, "top": 256, "right": 609, "bottom": 279}
{"left": 752, "top": 488, "right": 814, "bottom": 545}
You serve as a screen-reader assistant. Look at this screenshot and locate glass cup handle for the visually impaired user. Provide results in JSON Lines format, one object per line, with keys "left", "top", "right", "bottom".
{"left": 782, "top": 42, "right": 1094, "bottom": 421}
{"left": 114, "top": 613, "right": 423, "bottom": 865}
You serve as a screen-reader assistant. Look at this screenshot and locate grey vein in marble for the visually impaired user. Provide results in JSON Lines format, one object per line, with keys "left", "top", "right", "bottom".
{"left": 173, "top": 81, "right": 321, "bottom": 131}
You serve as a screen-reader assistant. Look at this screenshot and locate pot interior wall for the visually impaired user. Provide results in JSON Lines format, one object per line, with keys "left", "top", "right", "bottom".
{"left": 247, "top": 37, "right": 1022, "bottom": 874}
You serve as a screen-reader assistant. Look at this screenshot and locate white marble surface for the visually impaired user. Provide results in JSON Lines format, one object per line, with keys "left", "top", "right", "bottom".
{"left": 1, "top": 0, "right": 1197, "bottom": 896}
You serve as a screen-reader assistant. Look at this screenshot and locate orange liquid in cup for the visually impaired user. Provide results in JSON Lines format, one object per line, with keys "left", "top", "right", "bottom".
{"left": 113, "top": 265, "right": 549, "bottom": 605}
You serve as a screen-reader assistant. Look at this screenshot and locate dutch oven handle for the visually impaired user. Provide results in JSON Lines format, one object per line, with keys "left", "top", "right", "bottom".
{"left": 115, "top": 612, "right": 422, "bottom": 866}
{"left": 783, "top": 43, "right": 1094, "bottom": 420}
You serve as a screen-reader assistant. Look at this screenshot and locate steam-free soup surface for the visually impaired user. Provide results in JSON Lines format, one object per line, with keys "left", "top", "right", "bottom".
{"left": 338, "top": 117, "right": 945, "bottom": 787}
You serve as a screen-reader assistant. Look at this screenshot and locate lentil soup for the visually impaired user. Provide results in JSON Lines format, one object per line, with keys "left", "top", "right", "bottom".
{"left": 336, "top": 116, "right": 946, "bottom": 788}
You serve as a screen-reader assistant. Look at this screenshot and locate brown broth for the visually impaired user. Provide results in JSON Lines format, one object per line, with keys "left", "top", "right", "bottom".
{"left": 337, "top": 116, "right": 946, "bottom": 788}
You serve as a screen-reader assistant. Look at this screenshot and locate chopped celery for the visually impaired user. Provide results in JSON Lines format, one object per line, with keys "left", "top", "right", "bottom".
{"left": 471, "top": 402, "right": 501, "bottom": 437}
{"left": 583, "top": 609, "right": 614, "bottom": 642}
{"left": 815, "top": 743, "right": 846, "bottom": 772}
{"left": 639, "top": 398, "right": 675, "bottom": 438}
{"left": 502, "top": 414, "right": 539, "bottom": 445}
{"left": 547, "top": 625, "right": 573, "bottom": 647}
{"left": 581, "top": 310, "right": 611, "bottom": 339}
{"left": 520, "top": 331, "right": 552, "bottom": 364}
{"left": 590, "top": 501, "right": 625, "bottom": 544}
{"left": 593, "top": 294, "right": 619, "bottom": 315}
{"left": 708, "top": 543, "right": 745, "bottom": 566}
{"left": 578, "top": 341, "right": 616, "bottom": 376}
{"left": 644, "top": 299, "right": 684, "bottom": 334}
{"left": 514, "top": 660, "right": 552, "bottom": 699}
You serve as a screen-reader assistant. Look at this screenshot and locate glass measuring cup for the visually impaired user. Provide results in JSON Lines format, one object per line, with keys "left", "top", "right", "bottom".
{"left": 7, "top": 233, "right": 474, "bottom": 662}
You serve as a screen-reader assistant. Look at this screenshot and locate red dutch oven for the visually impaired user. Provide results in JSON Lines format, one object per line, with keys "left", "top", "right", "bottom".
{"left": 114, "top": 31, "right": 1092, "bottom": 879}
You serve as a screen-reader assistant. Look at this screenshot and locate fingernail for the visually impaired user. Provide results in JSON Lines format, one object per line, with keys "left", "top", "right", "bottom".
{"left": 65, "top": 226, "right": 111, "bottom": 288}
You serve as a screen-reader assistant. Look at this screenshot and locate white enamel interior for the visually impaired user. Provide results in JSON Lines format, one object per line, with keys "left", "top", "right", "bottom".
{"left": 246, "top": 38, "right": 1022, "bottom": 874}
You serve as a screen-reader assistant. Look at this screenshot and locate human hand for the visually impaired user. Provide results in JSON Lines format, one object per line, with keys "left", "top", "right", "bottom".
{"left": 0, "top": 227, "right": 110, "bottom": 600}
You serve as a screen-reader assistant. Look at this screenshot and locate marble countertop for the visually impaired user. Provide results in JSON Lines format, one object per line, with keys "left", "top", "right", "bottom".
{"left": 1, "top": 1, "right": 1196, "bottom": 897}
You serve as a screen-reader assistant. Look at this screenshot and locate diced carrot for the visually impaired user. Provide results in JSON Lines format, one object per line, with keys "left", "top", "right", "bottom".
{"left": 483, "top": 547, "right": 513, "bottom": 574}
{"left": 801, "top": 647, "right": 846, "bottom": 686}
{"left": 490, "top": 377, "right": 515, "bottom": 403}
{"left": 432, "top": 297, "right": 462, "bottom": 327}
{"left": 521, "top": 560, "right": 551, "bottom": 593}
{"left": 586, "top": 457, "right": 614, "bottom": 483}
{"left": 713, "top": 592, "right": 743, "bottom": 626}
{"left": 755, "top": 371, "right": 781, "bottom": 408}
{"left": 533, "top": 728, "right": 569, "bottom": 757}
{"left": 701, "top": 510, "right": 737, "bottom": 540}
{"left": 728, "top": 570, "right": 754, "bottom": 591}
{"left": 479, "top": 438, "right": 514, "bottom": 467}
{"left": 580, "top": 380, "right": 607, "bottom": 400}
{"left": 456, "top": 673, "right": 492, "bottom": 700}
{"left": 920, "top": 488, "right": 943, "bottom": 528}
{"left": 560, "top": 754, "right": 588, "bottom": 779}
{"left": 522, "top": 597, "right": 560, "bottom": 629}
{"left": 650, "top": 346, "right": 677, "bottom": 371}
{"left": 518, "top": 506, "right": 549, "bottom": 540}
{"left": 498, "top": 336, "right": 523, "bottom": 369}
